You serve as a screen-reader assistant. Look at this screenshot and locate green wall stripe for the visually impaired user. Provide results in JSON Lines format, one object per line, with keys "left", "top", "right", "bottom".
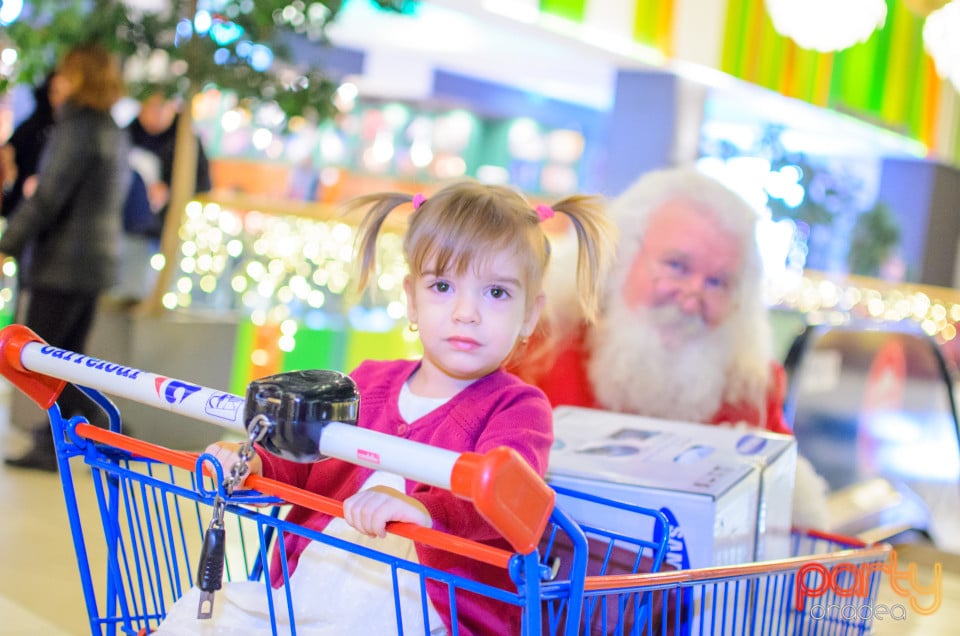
{"left": 282, "top": 328, "right": 348, "bottom": 374}
{"left": 633, "top": 0, "right": 653, "bottom": 45}
{"left": 868, "top": 12, "right": 893, "bottom": 113}
{"left": 539, "top": 0, "right": 587, "bottom": 22}
{"left": 954, "top": 112, "right": 960, "bottom": 165}
{"left": 721, "top": 0, "right": 746, "bottom": 76}
{"left": 229, "top": 319, "right": 255, "bottom": 396}
{"left": 903, "top": 18, "right": 928, "bottom": 139}
{"left": 759, "top": 15, "right": 786, "bottom": 92}
{"left": 880, "top": 5, "right": 912, "bottom": 124}
{"left": 833, "top": 35, "right": 876, "bottom": 112}
{"left": 827, "top": 46, "right": 845, "bottom": 110}
{"left": 793, "top": 46, "right": 818, "bottom": 102}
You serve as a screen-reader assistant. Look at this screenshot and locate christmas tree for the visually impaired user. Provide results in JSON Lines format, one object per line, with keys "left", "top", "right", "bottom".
{"left": 1, "top": 0, "right": 409, "bottom": 311}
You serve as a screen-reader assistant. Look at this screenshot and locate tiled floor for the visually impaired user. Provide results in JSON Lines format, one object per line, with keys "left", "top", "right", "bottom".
{"left": 871, "top": 543, "right": 960, "bottom": 635}
{"left": 0, "top": 449, "right": 100, "bottom": 634}
{"left": 1, "top": 381, "right": 959, "bottom": 635}
{"left": 0, "top": 383, "right": 109, "bottom": 635}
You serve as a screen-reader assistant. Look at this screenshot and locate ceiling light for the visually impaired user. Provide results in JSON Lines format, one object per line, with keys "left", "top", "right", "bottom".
{"left": 924, "top": 1, "right": 960, "bottom": 92}
{"left": 764, "top": 0, "right": 887, "bottom": 52}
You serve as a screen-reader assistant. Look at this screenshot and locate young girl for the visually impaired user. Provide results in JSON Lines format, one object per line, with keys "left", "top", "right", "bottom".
{"left": 159, "top": 180, "right": 616, "bottom": 635}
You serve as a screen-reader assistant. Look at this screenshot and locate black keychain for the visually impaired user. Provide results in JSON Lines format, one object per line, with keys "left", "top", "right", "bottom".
{"left": 194, "top": 369, "right": 360, "bottom": 619}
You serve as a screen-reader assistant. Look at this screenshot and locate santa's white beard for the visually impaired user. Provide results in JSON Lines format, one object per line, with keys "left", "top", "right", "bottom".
{"left": 587, "top": 302, "right": 734, "bottom": 423}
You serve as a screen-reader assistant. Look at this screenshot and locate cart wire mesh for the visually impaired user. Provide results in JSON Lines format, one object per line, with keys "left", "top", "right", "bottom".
{"left": 53, "top": 407, "right": 890, "bottom": 636}
{"left": 52, "top": 407, "right": 676, "bottom": 636}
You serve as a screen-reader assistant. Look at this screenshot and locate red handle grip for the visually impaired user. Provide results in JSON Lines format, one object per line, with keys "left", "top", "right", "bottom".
{"left": 0, "top": 324, "right": 66, "bottom": 409}
{"left": 450, "top": 447, "right": 555, "bottom": 554}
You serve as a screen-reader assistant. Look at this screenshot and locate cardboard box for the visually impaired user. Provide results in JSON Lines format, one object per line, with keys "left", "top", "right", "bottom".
{"left": 548, "top": 407, "right": 760, "bottom": 570}
{"left": 548, "top": 406, "right": 797, "bottom": 563}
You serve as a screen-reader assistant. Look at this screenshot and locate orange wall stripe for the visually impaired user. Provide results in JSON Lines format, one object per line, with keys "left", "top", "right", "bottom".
{"left": 779, "top": 40, "right": 797, "bottom": 98}
{"left": 250, "top": 322, "right": 282, "bottom": 384}
{"left": 656, "top": 0, "right": 675, "bottom": 58}
{"left": 922, "top": 58, "right": 941, "bottom": 149}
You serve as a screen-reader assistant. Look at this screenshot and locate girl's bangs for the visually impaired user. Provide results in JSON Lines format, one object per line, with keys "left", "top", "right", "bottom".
{"left": 409, "top": 216, "right": 543, "bottom": 286}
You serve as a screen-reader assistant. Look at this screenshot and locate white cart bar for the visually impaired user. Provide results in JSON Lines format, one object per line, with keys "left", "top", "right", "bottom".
{"left": 0, "top": 324, "right": 553, "bottom": 553}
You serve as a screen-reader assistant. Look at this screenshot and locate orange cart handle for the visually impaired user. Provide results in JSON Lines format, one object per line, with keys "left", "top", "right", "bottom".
{"left": 451, "top": 447, "right": 555, "bottom": 555}
{"left": 0, "top": 324, "right": 67, "bottom": 409}
{"left": 0, "top": 324, "right": 555, "bottom": 555}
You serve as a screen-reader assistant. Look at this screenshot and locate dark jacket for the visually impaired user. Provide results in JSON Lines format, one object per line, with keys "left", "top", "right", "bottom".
{"left": 127, "top": 114, "right": 210, "bottom": 238}
{"left": 3, "top": 78, "right": 57, "bottom": 217}
{"left": 0, "top": 101, "right": 129, "bottom": 292}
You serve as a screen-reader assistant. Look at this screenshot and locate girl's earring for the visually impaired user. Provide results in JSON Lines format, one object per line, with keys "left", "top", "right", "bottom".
{"left": 408, "top": 322, "right": 419, "bottom": 333}
{"left": 520, "top": 336, "right": 529, "bottom": 345}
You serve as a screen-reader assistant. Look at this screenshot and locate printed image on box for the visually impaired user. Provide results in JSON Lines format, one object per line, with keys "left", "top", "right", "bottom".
{"left": 547, "top": 412, "right": 760, "bottom": 570}
{"left": 550, "top": 406, "right": 797, "bottom": 562}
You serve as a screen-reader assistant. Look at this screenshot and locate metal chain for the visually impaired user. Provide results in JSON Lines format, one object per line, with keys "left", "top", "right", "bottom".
{"left": 196, "top": 414, "right": 271, "bottom": 619}
{"left": 223, "top": 414, "right": 270, "bottom": 495}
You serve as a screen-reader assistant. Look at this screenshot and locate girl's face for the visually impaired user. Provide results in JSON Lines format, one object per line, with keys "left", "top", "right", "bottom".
{"left": 404, "top": 248, "right": 543, "bottom": 397}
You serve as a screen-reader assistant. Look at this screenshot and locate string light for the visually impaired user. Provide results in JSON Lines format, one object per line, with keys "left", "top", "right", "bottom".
{"left": 170, "top": 199, "right": 409, "bottom": 328}
{"left": 769, "top": 271, "right": 960, "bottom": 344}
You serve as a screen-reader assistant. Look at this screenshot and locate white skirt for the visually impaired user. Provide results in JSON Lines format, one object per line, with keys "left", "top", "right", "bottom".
{"left": 154, "top": 472, "right": 446, "bottom": 635}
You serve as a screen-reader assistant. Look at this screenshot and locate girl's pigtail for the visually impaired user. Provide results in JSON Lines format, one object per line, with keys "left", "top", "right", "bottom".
{"left": 344, "top": 192, "right": 412, "bottom": 294}
{"left": 550, "top": 195, "right": 618, "bottom": 324}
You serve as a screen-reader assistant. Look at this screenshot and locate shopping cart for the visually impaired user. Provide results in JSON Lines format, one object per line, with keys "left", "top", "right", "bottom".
{"left": 0, "top": 324, "right": 892, "bottom": 635}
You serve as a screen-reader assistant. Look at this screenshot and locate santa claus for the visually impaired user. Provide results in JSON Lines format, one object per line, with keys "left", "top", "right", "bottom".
{"left": 521, "top": 167, "right": 830, "bottom": 527}
{"left": 527, "top": 167, "right": 789, "bottom": 433}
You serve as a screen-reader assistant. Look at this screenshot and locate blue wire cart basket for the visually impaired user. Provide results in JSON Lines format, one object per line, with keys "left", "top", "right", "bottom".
{"left": 0, "top": 324, "right": 891, "bottom": 635}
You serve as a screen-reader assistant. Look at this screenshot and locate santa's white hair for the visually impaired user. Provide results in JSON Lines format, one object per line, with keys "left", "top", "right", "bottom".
{"left": 551, "top": 167, "right": 773, "bottom": 425}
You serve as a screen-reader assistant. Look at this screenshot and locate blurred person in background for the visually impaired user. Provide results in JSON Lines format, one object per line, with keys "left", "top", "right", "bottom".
{"left": 125, "top": 90, "right": 211, "bottom": 239}
{"left": 1, "top": 72, "right": 71, "bottom": 218}
{"left": 0, "top": 42, "right": 129, "bottom": 472}
{"left": 111, "top": 90, "right": 212, "bottom": 302}
{"left": 0, "top": 145, "right": 14, "bottom": 210}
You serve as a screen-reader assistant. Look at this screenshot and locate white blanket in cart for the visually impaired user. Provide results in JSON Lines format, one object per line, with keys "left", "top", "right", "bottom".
{"left": 154, "top": 471, "right": 446, "bottom": 635}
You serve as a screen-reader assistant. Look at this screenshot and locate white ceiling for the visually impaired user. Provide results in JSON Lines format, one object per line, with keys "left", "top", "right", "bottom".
{"left": 326, "top": 0, "right": 927, "bottom": 159}
{"left": 325, "top": 0, "right": 630, "bottom": 109}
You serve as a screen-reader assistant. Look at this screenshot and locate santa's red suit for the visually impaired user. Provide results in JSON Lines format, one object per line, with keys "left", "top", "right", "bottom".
{"left": 521, "top": 328, "right": 792, "bottom": 435}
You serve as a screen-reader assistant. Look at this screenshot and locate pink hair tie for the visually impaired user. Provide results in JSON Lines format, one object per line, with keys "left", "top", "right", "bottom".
{"left": 412, "top": 193, "right": 426, "bottom": 210}
{"left": 535, "top": 204, "right": 555, "bottom": 222}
